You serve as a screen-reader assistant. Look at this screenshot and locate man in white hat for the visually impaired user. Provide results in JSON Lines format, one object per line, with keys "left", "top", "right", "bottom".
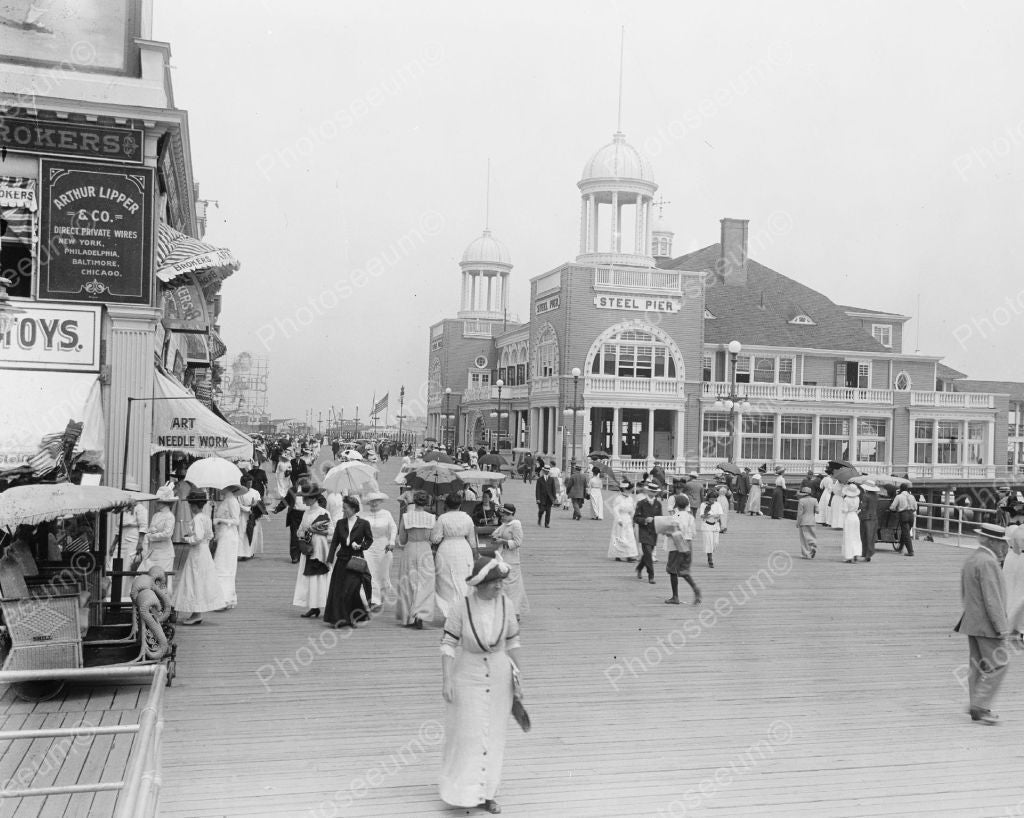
{"left": 957, "top": 523, "right": 1010, "bottom": 724}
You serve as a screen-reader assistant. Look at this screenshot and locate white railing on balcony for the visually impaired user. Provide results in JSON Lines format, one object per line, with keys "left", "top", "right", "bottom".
{"left": 500, "top": 384, "right": 528, "bottom": 400}
{"left": 462, "top": 386, "right": 492, "bottom": 402}
{"left": 586, "top": 376, "right": 683, "bottom": 396}
{"left": 910, "top": 391, "right": 995, "bottom": 408}
{"left": 535, "top": 270, "right": 561, "bottom": 295}
{"left": 594, "top": 268, "right": 682, "bottom": 292}
{"left": 907, "top": 463, "right": 996, "bottom": 479}
{"left": 701, "top": 382, "right": 894, "bottom": 405}
{"left": 530, "top": 376, "right": 560, "bottom": 395}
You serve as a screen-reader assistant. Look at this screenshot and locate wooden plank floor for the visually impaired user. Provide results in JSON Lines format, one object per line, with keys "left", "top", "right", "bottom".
{"left": 7, "top": 457, "right": 1024, "bottom": 817}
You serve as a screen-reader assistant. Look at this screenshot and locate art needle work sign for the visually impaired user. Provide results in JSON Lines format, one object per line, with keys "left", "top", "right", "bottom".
{"left": 38, "top": 159, "right": 154, "bottom": 305}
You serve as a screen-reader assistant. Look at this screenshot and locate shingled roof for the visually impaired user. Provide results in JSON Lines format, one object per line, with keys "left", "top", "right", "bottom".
{"left": 666, "top": 244, "right": 891, "bottom": 353}
{"left": 955, "top": 380, "right": 1024, "bottom": 400}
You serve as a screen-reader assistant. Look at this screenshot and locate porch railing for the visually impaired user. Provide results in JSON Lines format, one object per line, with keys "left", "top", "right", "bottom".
{"left": 0, "top": 664, "right": 167, "bottom": 818}
{"left": 701, "top": 382, "right": 894, "bottom": 405}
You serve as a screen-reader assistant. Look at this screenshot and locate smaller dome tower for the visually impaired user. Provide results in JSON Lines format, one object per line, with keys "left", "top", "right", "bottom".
{"left": 651, "top": 208, "right": 674, "bottom": 259}
{"left": 457, "top": 229, "right": 513, "bottom": 319}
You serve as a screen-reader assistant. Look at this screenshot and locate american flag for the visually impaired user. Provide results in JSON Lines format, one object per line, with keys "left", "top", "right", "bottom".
{"left": 373, "top": 393, "right": 389, "bottom": 415}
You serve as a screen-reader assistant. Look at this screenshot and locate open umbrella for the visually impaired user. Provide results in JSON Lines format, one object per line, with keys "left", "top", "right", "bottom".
{"left": 717, "top": 462, "right": 741, "bottom": 475}
{"left": 478, "top": 453, "right": 506, "bottom": 469}
{"left": 407, "top": 462, "right": 465, "bottom": 496}
{"left": 185, "top": 457, "right": 243, "bottom": 490}
{"left": 341, "top": 449, "right": 364, "bottom": 461}
{"left": 0, "top": 485, "right": 158, "bottom": 531}
{"left": 832, "top": 466, "right": 861, "bottom": 483}
{"left": 850, "top": 474, "right": 911, "bottom": 488}
{"left": 458, "top": 470, "right": 507, "bottom": 485}
{"left": 826, "top": 459, "right": 855, "bottom": 472}
{"left": 588, "top": 450, "right": 611, "bottom": 460}
{"left": 422, "top": 450, "right": 454, "bottom": 464}
{"left": 323, "top": 461, "right": 379, "bottom": 495}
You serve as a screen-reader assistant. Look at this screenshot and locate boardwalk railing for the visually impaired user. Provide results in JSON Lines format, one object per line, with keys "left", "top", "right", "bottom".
{"left": 0, "top": 664, "right": 167, "bottom": 817}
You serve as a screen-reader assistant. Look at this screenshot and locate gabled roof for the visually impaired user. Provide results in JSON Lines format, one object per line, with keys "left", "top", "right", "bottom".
{"left": 667, "top": 244, "right": 891, "bottom": 353}
{"left": 838, "top": 305, "right": 911, "bottom": 321}
{"left": 936, "top": 362, "right": 968, "bottom": 381}
{"left": 955, "top": 380, "right": 1024, "bottom": 400}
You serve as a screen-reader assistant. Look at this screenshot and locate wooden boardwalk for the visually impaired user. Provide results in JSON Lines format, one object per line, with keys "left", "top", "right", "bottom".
{"left": 5, "top": 458, "right": 1024, "bottom": 817}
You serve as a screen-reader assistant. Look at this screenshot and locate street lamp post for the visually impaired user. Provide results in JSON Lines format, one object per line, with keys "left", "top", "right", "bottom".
{"left": 713, "top": 340, "right": 751, "bottom": 462}
{"left": 496, "top": 380, "right": 504, "bottom": 450}
{"left": 443, "top": 387, "right": 452, "bottom": 452}
{"left": 562, "top": 367, "right": 584, "bottom": 470}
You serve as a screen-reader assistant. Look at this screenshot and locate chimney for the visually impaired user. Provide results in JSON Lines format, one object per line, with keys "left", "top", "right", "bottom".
{"left": 720, "top": 218, "right": 749, "bottom": 286}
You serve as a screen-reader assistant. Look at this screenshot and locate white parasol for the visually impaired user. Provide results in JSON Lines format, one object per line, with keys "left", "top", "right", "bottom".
{"left": 322, "top": 461, "right": 379, "bottom": 495}
{"left": 184, "top": 457, "right": 243, "bottom": 490}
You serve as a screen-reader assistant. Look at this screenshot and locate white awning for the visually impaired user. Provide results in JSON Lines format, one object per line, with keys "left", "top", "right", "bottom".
{"left": 151, "top": 369, "right": 252, "bottom": 459}
{"left": 0, "top": 371, "right": 104, "bottom": 476}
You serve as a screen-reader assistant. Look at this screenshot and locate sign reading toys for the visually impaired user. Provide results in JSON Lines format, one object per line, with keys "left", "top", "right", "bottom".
{"left": 39, "top": 159, "right": 154, "bottom": 305}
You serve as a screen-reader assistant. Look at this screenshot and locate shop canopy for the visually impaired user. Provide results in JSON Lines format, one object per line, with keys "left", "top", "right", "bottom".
{"left": 154, "top": 222, "right": 239, "bottom": 285}
{"left": 151, "top": 369, "right": 253, "bottom": 460}
{"left": 0, "top": 371, "right": 104, "bottom": 476}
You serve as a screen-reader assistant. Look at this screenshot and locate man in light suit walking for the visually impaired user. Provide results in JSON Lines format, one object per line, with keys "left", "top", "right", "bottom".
{"left": 958, "top": 523, "right": 1010, "bottom": 724}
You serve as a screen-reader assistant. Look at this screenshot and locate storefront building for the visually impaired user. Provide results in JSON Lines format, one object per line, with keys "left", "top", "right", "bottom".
{"left": 427, "top": 130, "right": 1012, "bottom": 482}
{"left": 0, "top": 0, "right": 245, "bottom": 493}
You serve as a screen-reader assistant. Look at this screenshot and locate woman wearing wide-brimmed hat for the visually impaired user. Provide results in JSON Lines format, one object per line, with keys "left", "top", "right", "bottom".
{"left": 431, "top": 493, "right": 479, "bottom": 622}
{"left": 840, "top": 483, "right": 862, "bottom": 563}
{"left": 745, "top": 472, "right": 763, "bottom": 516}
{"left": 395, "top": 490, "right": 436, "bottom": 629}
{"left": 770, "top": 467, "right": 787, "bottom": 519}
{"left": 490, "top": 503, "right": 530, "bottom": 618}
{"left": 362, "top": 491, "right": 397, "bottom": 613}
{"left": 588, "top": 466, "right": 604, "bottom": 520}
{"left": 698, "top": 488, "right": 723, "bottom": 568}
{"left": 324, "top": 495, "right": 374, "bottom": 628}
{"left": 212, "top": 483, "right": 243, "bottom": 608}
{"left": 173, "top": 488, "right": 225, "bottom": 625}
{"left": 139, "top": 482, "right": 178, "bottom": 591}
{"left": 608, "top": 480, "right": 639, "bottom": 561}
{"left": 439, "top": 556, "right": 522, "bottom": 815}
{"left": 292, "top": 479, "right": 332, "bottom": 619}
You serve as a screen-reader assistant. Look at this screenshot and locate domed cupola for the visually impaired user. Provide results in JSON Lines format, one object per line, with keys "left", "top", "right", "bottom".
{"left": 576, "top": 132, "right": 658, "bottom": 268}
{"left": 651, "top": 208, "right": 674, "bottom": 259}
{"left": 458, "top": 229, "right": 513, "bottom": 319}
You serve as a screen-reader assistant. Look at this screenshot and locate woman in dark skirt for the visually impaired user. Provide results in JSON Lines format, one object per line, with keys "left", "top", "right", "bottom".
{"left": 323, "top": 495, "right": 374, "bottom": 628}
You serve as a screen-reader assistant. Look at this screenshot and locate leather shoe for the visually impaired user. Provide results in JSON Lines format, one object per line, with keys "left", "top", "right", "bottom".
{"left": 300, "top": 608, "right": 320, "bottom": 618}
{"left": 970, "top": 708, "right": 998, "bottom": 725}
{"left": 413, "top": 619, "right": 423, "bottom": 630}
{"left": 483, "top": 800, "right": 501, "bottom": 814}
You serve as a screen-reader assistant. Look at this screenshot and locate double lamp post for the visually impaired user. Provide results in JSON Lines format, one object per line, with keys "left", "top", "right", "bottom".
{"left": 712, "top": 340, "right": 751, "bottom": 460}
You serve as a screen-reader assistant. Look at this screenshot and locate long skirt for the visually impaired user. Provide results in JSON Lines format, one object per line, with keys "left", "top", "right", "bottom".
{"left": 395, "top": 541, "right": 436, "bottom": 625}
{"left": 322, "top": 564, "right": 371, "bottom": 626}
{"left": 745, "top": 485, "right": 762, "bottom": 514}
{"left": 770, "top": 490, "right": 785, "bottom": 519}
{"left": 292, "top": 558, "right": 330, "bottom": 609}
{"left": 829, "top": 496, "right": 844, "bottom": 528}
{"left": 172, "top": 541, "right": 225, "bottom": 614}
{"left": 501, "top": 555, "right": 530, "bottom": 616}
{"left": 439, "top": 649, "right": 513, "bottom": 807}
{"left": 138, "top": 541, "right": 176, "bottom": 594}
{"left": 364, "top": 543, "right": 393, "bottom": 607}
{"left": 842, "top": 512, "right": 861, "bottom": 559}
{"left": 702, "top": 528, "right": 719, "bottom": 555}
{"left": 608, "top": 520, "right": 639, "bottom": 560}
{"left": 589, "top": 489, "right": 604, "bottom": 519}
{"left": 816, "top": 488, "right": 832, "bottom": 524}
{"left": 237, "top": 510, "right": 255, "bottom": 559}
{"left": 435, "top": 538, "right": 474, "bottom": 621}
{"left": 212, "top": 523, "right": 240, "bottom": 607}
{"left": 1004, "top": 550, "right": 1024, "bottom": 633}
{"left": 249, "top": 519, "right": 265, "bottom": 554}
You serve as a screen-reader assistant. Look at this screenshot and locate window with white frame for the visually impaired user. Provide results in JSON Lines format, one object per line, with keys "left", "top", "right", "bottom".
{"left": 780, "top": 415, "right": 813, "bottom": 460}
{"left": 753, "top": 356, "right": 776, "bottom": 383}
{"left": 967, "top": 421, "right": 987, "bottom": 465}
{"left": 819, "top": 416, "right": 851, "bottom": 461}
{"left": 872, "top": 324, "right": 893, "bottom": 348}
{"left": 734, "top": 354, "right": 751, "bottom": 384}
{"left": 894, "top": 371, "right": 911, "bottom": 390}
{"left": 468, "top": 371, "right": 491, "bottom": 388}
{"left": 914, "top": 419, "right": 935, "bottom": 464}
{"left": 937, "top": 420, "right": 961, "bottom": 464}
{"left": 536, "top": 326, "right": 558, "bottom": 377}
{"left": 779, "top": 357, "right": 795, "bottom": 385}
{"left": 702, "top": 412, "right": 731, "bottom": 459}
{"left": 835, "top": 361, "right": 871, "bottom": 389}
{"left": 589, "top": 329, "right": 677, "bottom": 379}
{"left": 702, "top": 353, "right": 713, "bottom": 382}
{"left": 741, "top": 414, "right": 775, "bottom": 460}
{"left": 857, "top": 418, "right": 887, "bottom": 462}
{"left": 738, "top": 354, "right": 796, "bottom": 384}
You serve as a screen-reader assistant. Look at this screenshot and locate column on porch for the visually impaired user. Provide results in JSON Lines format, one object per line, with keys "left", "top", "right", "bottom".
{"left": 612, "top": 407, "right": 621, "bottom": 459}
{"left": 646, "top": 408, "right": 655, "bottom": 463}
{"left": 674, "top": 409, "right": 686, "bottom": 464}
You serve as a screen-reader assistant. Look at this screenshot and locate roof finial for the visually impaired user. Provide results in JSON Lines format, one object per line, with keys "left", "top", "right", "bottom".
{"left": 616, "top": 26, "right": 625, "bottom": 132}
{"left": 653, "top": 195, "right": 672, "bottom": 218}
{"left": 485, "top": 157, "right": 491, "bottom": 231}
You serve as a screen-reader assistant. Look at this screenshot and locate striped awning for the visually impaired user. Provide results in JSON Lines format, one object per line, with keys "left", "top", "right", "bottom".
{"left": 0, "top": 176, "right": 36, "bottom": 246}
{"left": 155, "top": 222, "right": 239, "bottom": 284}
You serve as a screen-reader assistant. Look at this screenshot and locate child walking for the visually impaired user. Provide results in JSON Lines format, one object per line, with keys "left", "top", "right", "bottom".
{"left": 665, "top": 495, "right": 702, "bottom": 605}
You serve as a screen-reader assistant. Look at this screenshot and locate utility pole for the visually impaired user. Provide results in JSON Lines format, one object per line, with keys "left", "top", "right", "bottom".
{"left": 396, "top": 385, "right": 406, "bottom": 446}
{"left": 317, "top": 411, "right": 323, "bottom": 436}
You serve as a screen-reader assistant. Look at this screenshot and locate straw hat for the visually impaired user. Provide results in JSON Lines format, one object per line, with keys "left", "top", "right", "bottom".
{"left": 295, "top": 478, "right": 321, "bottom": 499}
{"left": 154, "top": 483, "right": 177, "bottom": 504}
{"left": 841, "top": 483, "right": 861, "bottom": 497}
{"left": 976, "top": 522, "right": 1008, "bottom": 541}
{"left": 799, "top": 486, "right": 814, "bottom": 496}
{"left": 861, "top": 480, "right": 881, "bottom": 493}
{"left": 364, "top": 491, "right": 389, "bottom": 503}
{"left": 466, "top": 556, "right": 510, "bottom": 586}
{"left": 498, "top": 503, "right": 517, "bottom": 516}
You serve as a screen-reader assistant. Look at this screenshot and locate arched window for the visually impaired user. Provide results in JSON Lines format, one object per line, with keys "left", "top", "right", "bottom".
{"left": 588, "top": 327, "right": 679, "bottom": 379}
{"left": 534, "top": 324, "right": 559, "bottom": 377}
{"left": 428, "top": 358, "right": 442, "bottom": 403}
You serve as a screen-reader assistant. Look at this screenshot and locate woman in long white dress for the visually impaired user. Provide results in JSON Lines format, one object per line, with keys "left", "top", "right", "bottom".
{"left": 431, "top": 494, "right": 478, "bottom": 622}
{"left": 212, "top": 486, "right": 242, "bottom": 608}
{"left": 274, "top": 455, "right": 291, "bottom": 500}
{"left": 139, "top": 483, "right": 177, "bottom": 593}
{"left": 608, "top": 482, "right": 639, "bottom": 561}
{"left": 840, "top": 483, "right": 862, "bottom": 563}
{"left": 1005, "top": 526, "right": 1024, "bottom": 639}
{"left": 588, "top": 467, "right": 604, "bottom": 520}
{"left": 816, "top": 474, "right": 834, "bottom": 526}
{"left": 745, "top": 473, "right": 763, "bottom": 515}
{"left": 394, "top": 491, "right": 436, "bottom": 629}
{"left": 829, "top": 478, "right": 846, "bottom": 528}
{"left": 173, "top": 489, "right": 225, "bottom": 624}
{"left": 698, "top": 490, "right": 723, "bottom": 568}
{"left": 361, "top": 491, "right": 397, "bottom": 611}
{"left": 490, "top": 503, "right": 529, "bottom": 617}
{"left": 237, "top": 476, "right": 259, "bottom": 560}
{"left": 292, "top": 481, "right": 331, "bottom": 618}
{"left": 439, "top": 557, "right": 522, "bottom": 815}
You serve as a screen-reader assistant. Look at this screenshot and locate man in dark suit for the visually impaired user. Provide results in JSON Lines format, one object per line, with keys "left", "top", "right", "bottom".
{"left": 633, "top": 481, "right": 663, "bottom": 584}
{"left": 565, "top": 465, "right": 588, "bottom": 520}
{"left": 535, "top": 466, "right": 557, "bottom": 527}
{"left": 859, "top": 480, "right": 880, "bottom": 562}
{"left": 273, "top": 485, "right": 306, "bottom": 563}
{"left": 289, "top": 451, "right": 309, "bottom": 488}
{"left": 246, "top": 461, "right": 269, "bottom": 497}
{"left": 958, "top": 523, "right": 1009, "bottom": 724}
{"left": 683, "top": 472, "right": 703, "bottom": 513}
{"left": 734, "top": 468, "right": 750, "bottom": 516}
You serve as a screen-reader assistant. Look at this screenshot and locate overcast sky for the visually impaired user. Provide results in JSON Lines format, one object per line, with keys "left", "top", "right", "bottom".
{"left": 154, "top": 0, "right": 1024, "bottom": 420}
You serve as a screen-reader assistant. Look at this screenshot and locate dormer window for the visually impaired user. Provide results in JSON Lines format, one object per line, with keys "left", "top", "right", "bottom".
{"left": 789, "top": 314, "right": 815, "bottom": 325}
{"left": 872, "top": 323, "right": 893, "bottom": 348}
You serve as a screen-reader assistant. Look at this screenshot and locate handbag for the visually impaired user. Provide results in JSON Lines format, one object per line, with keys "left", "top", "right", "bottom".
{"left": 510, "top": 659, "right": 531, "bottom": 732}
{"left": 346, "top": 555, "right": 369, "bottom": 574}
{"left": 303, "top": 557, "right": 330, "bottom": 576}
